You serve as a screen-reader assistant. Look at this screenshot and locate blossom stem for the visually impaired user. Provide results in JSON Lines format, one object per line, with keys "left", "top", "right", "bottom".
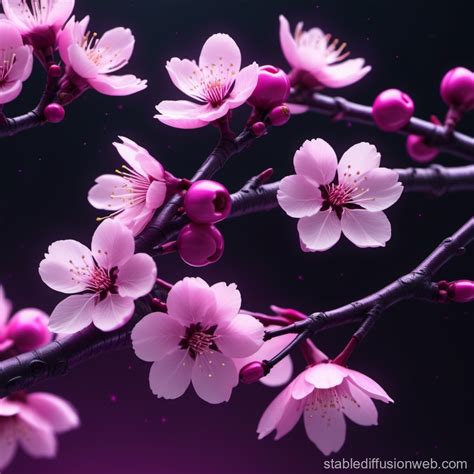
{"left": 288, "top": 89, "right": 474, "bottom": 162}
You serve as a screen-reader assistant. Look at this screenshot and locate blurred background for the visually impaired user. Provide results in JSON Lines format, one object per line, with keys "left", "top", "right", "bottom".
{"left": 1, "top": 0, "right": 473, "bottom": 472}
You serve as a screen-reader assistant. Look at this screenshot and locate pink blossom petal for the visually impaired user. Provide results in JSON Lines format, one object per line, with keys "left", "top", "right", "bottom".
{"left": 305, "top": 363, "right": 348, "bottom": 389}
{"left": 191, "top": 351, "right": 237, "bottom": 404}
{"left": 279, "top": 15, "right": 300, "bottom": 69}
{"left": 17, "top": 419, "right": 57, "bottom": 458}
{"left": 210, "top": 282, "right": 241, "bottom": 325}
{"left": 337, "top": 142, "right": 381, "bottom": 185}
{"left": 91, "top": 219, "right": 135, "bottom": 270}
{"left": 44, "top": 0, "right": 75, "bottom": 30}
{"left": 199, "top": 33, "right": 241, "bottom": 73}
{"left": 354, "top": 168, "right": 403, "bottom": 212}
{"left": 0, "top": 420, "right": 18, "bottom": 470}
{"left": 292, "top": 372, "right": 315, "bottom": 399}
{"left": 304, "top": 402, "right": 346, "bottom": 455}
{"left": 340, "top": 381, "right": 378, "bottom": 426}
{"left": 215, "top": 314, "right": 264, "bottom": 358}
{"left": 346, "top": 368, "right": 393, "bottom": 403}
{"left": 227, "top": 62, "right": 259, "bottom": 108}
{"left": 8, "top": 45, "right": 33, "bottom": 82}
{"left": 287, "top": 103, "right": 309, "bottom": 115}
{"left": 257, "top": 382, "right": 294, "bottom": 439}
{"left": 294, "top": 139, "right": 338, "bottom": 186}
{"left": 88, "top": 174, "right": 129, "bottom": 211}
{"left": 27, "top": 393, "right": 79, "bottom": 433}
{"left": 261, "top": 356, "right": 293, "bottom": 387}
{"left": 39, "top": 240, "right": 94, "bottom": 294}
{"left": 116, "top": 253, "right": 156, "bottom": 299}
{"left": 155, "top": 100, "right": 230, "bottom": 129}
{"left": 113, "top": 137, "right": 145, "bottom": 173}
{"left": 166, "top": 277, "right": 217, "bottom": 326}
{"left": 88, "top": 74, "right": 147, "bottom": 96}
{"left": 145, "top": 180, "right": 166, "bottom": 209}
{"left": 57, "top": 16, "right": 79, "bottom": 64}
{"left": 48, "top": 294, "right": 95, "bottom": 334}
{"left": 278, "top": 174, "right": 323, "bottom": 218}
{"left": 297, "top": 209, "right": 342, "bottom": 252}
{"left": 125, "top": 207, "right": 154, "bottom": 236}
{"left": 341, "top": 209, "right": 391, "bottom": 248}
{"left": 67, "top": 43, "right": 99, "bottom": 78}
{"left": 92, "top": 294, "right": 134, "bottom": 332}
{"left": 95, "top": 27, "right": 135, "bottom": 74}
{"left": 0, "top": 19, "right": 23, "bottom": 48}
{"left": 149, "top": 349, "right": 193, "bottom": 400}
{"left": 0, "top": 399, "right": 20, "bottom": 416}
{"left": 274, "top": 396, "right": 304, "bottom": 440}
{"left": 165, "top": 58, "right": 202, "bottom": 100}
{"left": 0, "top": 80, "right": 23, "bottom": 105}
{"left": 131, "top": 312, "right": 184, "bottom": 362}
{"left": 318, "top": 59, "right": 371, "bottom": 88}
{"left": 135, "top": 152, "right": 164, "bottom": 181}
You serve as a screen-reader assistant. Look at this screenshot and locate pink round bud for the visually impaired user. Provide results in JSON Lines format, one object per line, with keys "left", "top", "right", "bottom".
{"left": 48, "top": 64, "right": 62, "bottom": 78}
{"left": 267, "top": 104, "right": 291, "bottom": 126}
{"left": 440, "top": 67, "right": 474, "bottom": 111}
{"left": 448, "top": 280, "right": 474, "bottom": 303}
{"left": 251, "top": 121, "right": 267, "bottom": 137}
{"left": 372, "top": 89, "right": 414, "bottom": 131}
{"left": 184, "top": 180, "right": 231, "bottom": 224}
{"left": 406, "top": 135, "right": 439, "bottom": 163}
{"left": 239, "top": 361, "right": 268, "bottom": 384}
{"left": 6, "top": 308, "right": 52, "bottom": 352}
{"left": 177, "top": 223, "right": 224, "bottom": 267}
{"left": 44, "top": 103, "right": 65, "bottom": 123}
{"left": 247, "top": 65, "right": 291, "bottom": 110}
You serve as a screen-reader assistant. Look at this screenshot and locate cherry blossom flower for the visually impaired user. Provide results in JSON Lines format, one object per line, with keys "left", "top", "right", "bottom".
{"left": 1, "top": 0, "right": 74, "bottom": 47}
{"left": 132, "top": 277, "right": 264, "bottom": 404}
{"left": 258, "top": 361, "right": 393, "bottom": 455}
{"left": 279, "top": 15, "right": 371, "bottom": 89}
{"left": 57, "top": 15, "right": 147, "bottom": 96}
{"left": 277, "top": 139, "right": 403, "bottom": 251}
{"left": 39, "top": 219, "right": 157, "bottom": 333}
{"left": 88, "top": 137, "right": 168, "bottom": 236}
{"left": 234, "top": 329, "right": 295, "bottom": 387}
{"left": 155, "top": 33, "right": 259, "bottom": 129}
{"left": 0, "top": 20, "right": 33, "bottom": 104}
{"left": 0, "top": 390, "right": 79, "bottom": 470}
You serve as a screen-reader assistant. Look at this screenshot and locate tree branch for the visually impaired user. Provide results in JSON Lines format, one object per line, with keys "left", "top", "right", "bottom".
{"left": 288, "top": 90, "right": 474, "bottom": 162}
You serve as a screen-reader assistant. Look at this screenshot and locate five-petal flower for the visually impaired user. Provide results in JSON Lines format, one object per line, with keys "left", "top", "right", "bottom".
{"left": 0, "top": 391, "right": 79, "bottom": 470}
{"left": 88, "top": 137, "right": 168, "bottom": 236}
{"left": 132, "top": 277, "right": 264, "bottom": 404}
{"left": 57, "top": 15, "right": 147, "bottom": 96}
{"left": 279, "top": 15, "right": 371, "bottom": 89}
{"left": 39, "top": 219, "right": 157, "bottom": 333}
{"left": 278, "top": 139, "right": 403, "bottom": 251}
{"left": 258, "top": 361, "right": 393, "bottom": 455}
{"left": 155, "top": 33, "right": 259, "bottom": 129}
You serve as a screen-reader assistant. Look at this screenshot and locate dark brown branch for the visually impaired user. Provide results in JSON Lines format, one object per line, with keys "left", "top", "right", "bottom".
{"left": 289, "top": 90, "right": 474, "bottom": 162}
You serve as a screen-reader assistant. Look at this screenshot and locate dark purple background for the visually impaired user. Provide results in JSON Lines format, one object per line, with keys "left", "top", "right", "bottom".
{"left": 1, "top": 0, "right": 473, "bottom": 472}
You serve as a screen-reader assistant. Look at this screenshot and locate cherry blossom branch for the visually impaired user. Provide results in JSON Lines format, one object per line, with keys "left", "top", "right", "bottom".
{"left": 0, "top": 61, "right": 61, "bottom": 139}
{"left": 288, "top": 89, "right": 474, "bottom": 162}
{"left": 265, "top": 216, "right": 474, "bottom": 345}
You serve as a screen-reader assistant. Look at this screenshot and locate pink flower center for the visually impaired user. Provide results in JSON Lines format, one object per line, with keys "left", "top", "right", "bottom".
{"left": 80, "top": 31, "right": 127, "bottom": 72}
{"left": 68, "top": 256, "right": 117, "bottom": 298}
{"left": 188, "top": 62, "right": 238, "bottom": 107}
{"left": 14, "top": 0, "right": 54, "bottom": 25}
{"left": 180, "top": 322, "right": 217, "bottom": 359}
{"left": 110, "top": 164, "right": 153, "bottom": 210}
{"left": 304, "top": 384, "right": 359, "bottom": 420}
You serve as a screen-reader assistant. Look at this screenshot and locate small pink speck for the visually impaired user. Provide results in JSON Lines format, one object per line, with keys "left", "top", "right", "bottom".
{"left": 110, "top": 394, "right": 118, "bottom": 402}
{"left": 161, "top": 417, "right": 167, "bottom": 423}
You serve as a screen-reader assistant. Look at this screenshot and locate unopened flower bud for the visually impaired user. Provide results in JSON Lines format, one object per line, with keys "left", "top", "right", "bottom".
{"left": 7, "top": 308, "right": 52, "bottom": 352}
{"left": 447, "top": 280, "right": 474, "bottom": 303}
{"left": 48, "top": 64, "right": 62, "bottom": 78}
{"left": 239, "top": 361, "right": 268, "bottom": 384}
{"left": 440, "top": 67, "right": 474, "bottom": 111}
{"left": 251, "top": 121, "right": 267, "bottom": 137}
{"left": 44, "top": 103, "right": 65, "bottom": 123}
{"left": 247, "top": 65, "right": 291, "bottom": 110}
{"left": 184, "top": 180, "right": 231, "bottom": 224}
{"left": 406, "top": 135, "right": 439, "bottom": 163}
{"left": 267, "top": 104, "right": 291, "bottom": 126}
{"left": 177, "top": 223, "right": 224, "bottom": 267}
{"left": 372, "top": 89, "right": 414, "bottom": 131}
